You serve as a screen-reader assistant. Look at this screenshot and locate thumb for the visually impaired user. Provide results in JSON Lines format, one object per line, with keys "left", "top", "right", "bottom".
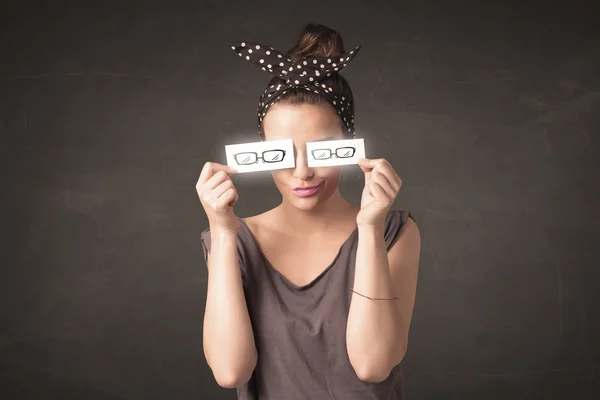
{"left": 358, "top": 158, "right": 373, "bottom": 174}
{"left": 224, "top": 165, "right": 238, "bottom": 174}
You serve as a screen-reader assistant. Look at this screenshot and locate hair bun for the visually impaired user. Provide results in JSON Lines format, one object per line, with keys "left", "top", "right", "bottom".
{"left": 287, "top": 24, "right": 346, "bottom": 61}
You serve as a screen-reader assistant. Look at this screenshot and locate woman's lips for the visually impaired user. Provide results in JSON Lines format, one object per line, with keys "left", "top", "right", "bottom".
{"left": 292, "top": 183, "right": 322, "bottom": 197}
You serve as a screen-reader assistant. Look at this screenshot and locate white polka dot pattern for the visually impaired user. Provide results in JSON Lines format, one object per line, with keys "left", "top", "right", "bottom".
{"left": 229, "top": 40, "right": 362, "bottom": 137}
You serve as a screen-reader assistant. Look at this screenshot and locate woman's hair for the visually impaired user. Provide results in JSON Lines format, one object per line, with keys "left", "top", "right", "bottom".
{"left": 259, "top": 24, "right": 355, "bottom": 138}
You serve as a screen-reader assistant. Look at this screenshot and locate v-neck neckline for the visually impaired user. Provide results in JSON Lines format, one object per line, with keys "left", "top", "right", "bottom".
{"left": 238, "top": 217, "right": 358, "bottom": 290}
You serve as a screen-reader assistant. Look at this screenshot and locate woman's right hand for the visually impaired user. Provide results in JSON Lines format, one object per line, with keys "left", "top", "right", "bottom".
{"left": 196, "top": 162, "right": 239, "bottom": 233}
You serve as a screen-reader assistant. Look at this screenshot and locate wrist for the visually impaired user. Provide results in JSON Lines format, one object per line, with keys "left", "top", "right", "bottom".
{"left": 357, "top": 221, "right": 385, "bottom": 236}
{"left": 357, "top": 215, "right": 385, "bottom": 229}
{"left": 209, "top": 224, "right": 239, "bottom": 238}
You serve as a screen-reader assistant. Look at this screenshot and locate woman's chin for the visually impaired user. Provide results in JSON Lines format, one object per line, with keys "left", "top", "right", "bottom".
{"left": 280, "top": 191, "right": 320, "bottom": 210}
{"left": 288, "top": 191, "right": 337, "bottom": 211}
{"left": 290, "top": 196, "right": 321, "bottom": 211}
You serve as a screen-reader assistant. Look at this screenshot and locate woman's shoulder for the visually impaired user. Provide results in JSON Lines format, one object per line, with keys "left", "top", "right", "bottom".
{"left": 387, "top": 209, "right": 416, "bottom": 224}
{"left": 240, "top": 214, "right": 261, "bottom": 233}
{"left": 241, "top": 208, "right": 280, "bottom": 238}
{"left": 386, "top": 209, "right": 417, "bottom": 232}
{"left": 382, "top": 209, "right": 417, "bottom": 250}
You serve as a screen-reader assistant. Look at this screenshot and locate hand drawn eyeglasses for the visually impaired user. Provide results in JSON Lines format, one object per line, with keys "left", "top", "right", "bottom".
{"left": 233, "top": 149, "right": 286, "bottom": 165}
{"left": 311, "top": 146, "right": 356, "bottom": 160}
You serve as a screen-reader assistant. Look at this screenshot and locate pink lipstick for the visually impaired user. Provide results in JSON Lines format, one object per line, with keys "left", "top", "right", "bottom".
{"left": 293, "top": 183, "right": 322, "bottom": 197}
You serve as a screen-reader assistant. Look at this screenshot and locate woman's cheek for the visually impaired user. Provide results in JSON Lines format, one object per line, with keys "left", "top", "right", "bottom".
{"left": 319, "top": 166, "right": 343, "bottom": 181}
{"left": 271, "top": 170, "right": 291, "bottom": 191}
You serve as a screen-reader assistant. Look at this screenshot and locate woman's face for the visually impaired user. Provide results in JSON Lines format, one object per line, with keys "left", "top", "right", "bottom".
{"left": 262, "top": 102, "right": 345, "bottom": 211}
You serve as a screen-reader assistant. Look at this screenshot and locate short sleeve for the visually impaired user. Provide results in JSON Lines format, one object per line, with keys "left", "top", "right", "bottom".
{"left": 200, "top": 227, "right": 247, "bottom": 286}
{"left": 383, "top": 210, "right": 416, "bottom": 251}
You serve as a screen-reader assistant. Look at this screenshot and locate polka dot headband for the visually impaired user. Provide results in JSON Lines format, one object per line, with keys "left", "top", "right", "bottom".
{"left": 229, "top": 40, "right": 362, "bottom": 138}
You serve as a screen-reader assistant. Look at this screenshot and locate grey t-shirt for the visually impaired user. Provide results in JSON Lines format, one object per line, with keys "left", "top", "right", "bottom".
{"left": 201, "top": 209, "right": 415, "bottom": 400}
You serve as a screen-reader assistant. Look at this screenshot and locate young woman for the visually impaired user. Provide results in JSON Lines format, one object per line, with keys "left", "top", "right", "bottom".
{"left": 196, "top": 24, "right": 420, "bottom": 400}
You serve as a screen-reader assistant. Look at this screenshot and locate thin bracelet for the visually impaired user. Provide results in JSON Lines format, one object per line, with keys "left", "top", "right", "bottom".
{"left": 349, "top": 288, "right": 399, "bottom": 300}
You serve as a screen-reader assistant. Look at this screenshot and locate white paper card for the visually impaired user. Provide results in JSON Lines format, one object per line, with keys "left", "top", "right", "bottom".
{"left": 225, "top": 139, "right": 295, "bottom": 173}
{"left": 306, "top": 138, "right": 365, "bottom": 167}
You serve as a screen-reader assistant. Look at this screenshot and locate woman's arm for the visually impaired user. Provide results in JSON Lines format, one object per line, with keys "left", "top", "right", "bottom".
{"left": 203, "top": 228, "right": 257, "bottom": 388}
{"left": 346, "top": 217, "right": 420, "bottom": 383}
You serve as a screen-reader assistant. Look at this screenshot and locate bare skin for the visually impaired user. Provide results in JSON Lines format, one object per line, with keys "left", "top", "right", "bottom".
{"left": 243, "top": 102, "right": 358, "bottom": 286}
{"left": 197, "top": 101, "right": 420, "bottom": 387}
{"left": 243, "top": 203, "right": 359, "bottom": 287}
{"left": 198, "top": 102, "right": 353, "bottom": 386}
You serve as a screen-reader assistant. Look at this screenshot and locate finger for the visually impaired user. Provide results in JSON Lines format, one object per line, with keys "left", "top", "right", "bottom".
{"left": 359, "top": 163, "right": 371, "bottom": 173}
{"left": 359, "top": 158, "right": 385, "bottom": 169}
{"left": 207, "top": 183, "right": 236, "bottom": 210}
{"left": 361, "top": 166, "right": 372, "bottom": 182}
{"left": 372, "top": 161, "right": 402, "bottom": 190}
{"left": 204, "top": 170, "right": 231, "bottom": 191}
{"left": 358, "top": 159, "right": 374, "bottom": 173}
{"left": 370, "top": 181, "right": 388, "bottom": 201}
{"left": 230, "top": 188, "right": 239, "bottom": 207}
{"left": 373, "top": 166, "right": 401, "bottom": 193}
{"left": 359, "top": 158, "right": 378, "bottom": 179}
{"left": 198, "top": 162, "right": 218, "bottom": 185}
{"left": 218, "top": 188, "right": 237, "bottom": 208}
{"left": 198, "top": 162, "right": 236, "bottom": 186}
{"left": 212, "top": 179, "right": 235, "bottom": 199}
{"left": 372, "top": 170, "right": 396, "bottom": 198}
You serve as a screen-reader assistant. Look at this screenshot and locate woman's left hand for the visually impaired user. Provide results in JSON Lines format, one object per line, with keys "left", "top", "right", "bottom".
{"left": 356, "top": 158, "right": 403, "bottom": 227}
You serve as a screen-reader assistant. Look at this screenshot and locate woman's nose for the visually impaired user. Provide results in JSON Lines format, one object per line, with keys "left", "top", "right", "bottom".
{"left": 293, "top": 150, "right": 314, "bottom": 180}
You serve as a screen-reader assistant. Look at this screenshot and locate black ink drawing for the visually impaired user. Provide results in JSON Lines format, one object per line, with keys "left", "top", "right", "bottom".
{"left": 233, "top": 149, "right": 286, "bottom": 165}
{"left": 310, "top": 146, "right": 356, "bottom": 160}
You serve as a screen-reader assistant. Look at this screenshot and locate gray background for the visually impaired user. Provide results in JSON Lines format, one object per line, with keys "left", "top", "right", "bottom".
{"left": 1, "top": 0, "right": 599, "bottom": 399}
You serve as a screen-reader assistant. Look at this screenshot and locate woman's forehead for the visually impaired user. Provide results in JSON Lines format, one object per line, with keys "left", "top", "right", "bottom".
{"left": 263, "top": 104, "right": 343, "bottom": 141}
